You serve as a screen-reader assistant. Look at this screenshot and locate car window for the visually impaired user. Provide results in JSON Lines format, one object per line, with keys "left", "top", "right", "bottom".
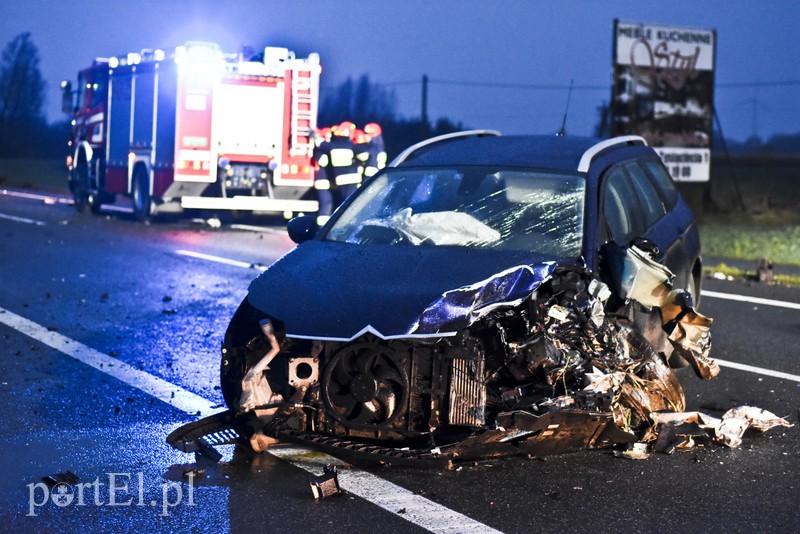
{"left": 641, "top": 159, "right": 679, "bottom": 209}
{"left": 623, "top": 161, "right": 667, "bottom": 228}
{"left": 324, "top": 167, "right": 585, "bottom": 258}
{"left": 601, "top": 166, "right": 645, "bottom": 246}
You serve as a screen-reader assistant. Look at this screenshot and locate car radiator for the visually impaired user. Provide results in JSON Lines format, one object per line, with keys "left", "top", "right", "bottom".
{"left": 447, "top": 357, "right": 486, "bottom": 426}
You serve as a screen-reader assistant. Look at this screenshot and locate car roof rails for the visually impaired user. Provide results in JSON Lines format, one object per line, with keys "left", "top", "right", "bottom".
{"left": 389, "top": 129, "right": 501, "bottom": 167}
{"left": 577, "top": 135, "right": 647, "bottom": 172}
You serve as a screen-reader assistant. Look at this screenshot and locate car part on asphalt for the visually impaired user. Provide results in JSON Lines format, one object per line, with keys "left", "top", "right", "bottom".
{"left": 309, "top": 465, "right": 342, "bottom": 500}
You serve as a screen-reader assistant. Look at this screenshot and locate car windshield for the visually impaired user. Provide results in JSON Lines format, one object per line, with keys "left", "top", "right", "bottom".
{"left": 324, "top": 166, "right": 585, "bottom": 258}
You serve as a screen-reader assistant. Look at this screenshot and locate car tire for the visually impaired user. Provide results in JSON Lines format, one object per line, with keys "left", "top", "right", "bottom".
{"left": 688, "top": 268, "right": 701, "bottom": 309}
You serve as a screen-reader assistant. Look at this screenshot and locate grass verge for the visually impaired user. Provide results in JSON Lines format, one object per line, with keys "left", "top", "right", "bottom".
{"left": 0, "top": 158, "right": 68, "bottom": 193}
{"left": 699, "top": 211, "right": 800, "bottom": 267}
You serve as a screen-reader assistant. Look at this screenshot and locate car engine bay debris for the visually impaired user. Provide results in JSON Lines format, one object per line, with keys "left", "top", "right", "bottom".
{"left": 168, "top": 245, "right": 792, "bottom": 465}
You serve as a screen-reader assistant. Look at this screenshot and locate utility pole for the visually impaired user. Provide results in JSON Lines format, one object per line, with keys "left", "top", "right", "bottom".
{"left": 421, "top": 74, "right": 428, "bottom": 127}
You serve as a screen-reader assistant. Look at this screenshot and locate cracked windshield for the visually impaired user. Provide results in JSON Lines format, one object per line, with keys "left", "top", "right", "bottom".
{"left": 325, "top": 167, "right": 585, "bottom": 257}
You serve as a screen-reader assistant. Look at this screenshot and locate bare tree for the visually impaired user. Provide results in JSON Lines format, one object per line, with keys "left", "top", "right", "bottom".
{"left": 319, "top": 74, "right": 396, "bottom": 127}
{"left": 0, "top": 32, "right": 46, "bottom": 156}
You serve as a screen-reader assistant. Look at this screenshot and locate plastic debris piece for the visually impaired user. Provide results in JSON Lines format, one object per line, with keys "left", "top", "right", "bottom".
{"left": 195, "top": 438, "right": 223, "bottom": 463}
{"left": 614, "top": 442, "right": 650, "bottom": 460}
{"left": 652, "top": 407, "right": 792, "bottom": 450}
{"left": 619, "top": 246, "right": 674, "bottom": 307}
{"left": 547, "top": 305, "right": 570, "bottom": 322}
{"left": 756, "top": 258, "right": 774, "bottom": 283}
{"left": 310, "top": 465, "right": 341, "bottom": 500}
{"left": 42, "top": 471, "right": 79, "bottom": 488}
{"left": 717, "top": 406, "right": 793, "bottom": 448}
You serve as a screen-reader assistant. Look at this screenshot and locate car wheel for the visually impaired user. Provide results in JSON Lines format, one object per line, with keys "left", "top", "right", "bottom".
{"left": 132, "top": 167, "right": 152, "bottom": 222}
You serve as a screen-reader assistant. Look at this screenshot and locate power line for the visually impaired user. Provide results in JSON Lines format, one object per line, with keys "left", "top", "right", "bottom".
{"left": 431, "top": 79, "right": 607, "bottom": 91}
{"left": 717, "top": 79, "right": 800, "bottom": 88}
{"left": 385, "top": 78, "right": 800, "bottom": 91}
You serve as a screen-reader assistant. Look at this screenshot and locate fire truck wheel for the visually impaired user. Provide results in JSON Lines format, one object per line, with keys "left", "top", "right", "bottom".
{"left": 72, "top": 160, "right": 90, "bottom": 213}
{"left": 132, "top": 167, "right": 152, "bottom": 222}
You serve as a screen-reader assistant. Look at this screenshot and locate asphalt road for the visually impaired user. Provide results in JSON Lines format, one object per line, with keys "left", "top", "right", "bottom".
{"left": 1, "top": 188, "right": 798, "bottom": 533}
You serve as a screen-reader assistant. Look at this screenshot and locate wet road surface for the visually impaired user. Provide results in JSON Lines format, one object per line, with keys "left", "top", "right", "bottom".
{"left": 1, "top": 188, "right": 798, "bottom": 533}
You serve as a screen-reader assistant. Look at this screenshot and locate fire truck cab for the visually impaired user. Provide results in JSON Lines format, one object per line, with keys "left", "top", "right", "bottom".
{"left": 62, "top": 42, "right": 321, "bottom": 221}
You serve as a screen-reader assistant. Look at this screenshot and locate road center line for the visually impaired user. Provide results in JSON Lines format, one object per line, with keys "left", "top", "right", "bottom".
{"left": 0, "top": 306, "right": 499, "bottom": 534}
{"left": 714, "top": 358, "right": 800, "bottom": 383}
{"left": 1, "top": 188, "right": 72, "bottom": 204}
{"left": 175, "top": 249, "right": 268, "bottom": 271}
{"left": 269, "top": 446, "right": 502, "bottom": 534}
{"left": 0, "top": 211, "right": 47, "bottom": 226}
{"left": 702, "top": 289, "right": 800, "bottom": 310}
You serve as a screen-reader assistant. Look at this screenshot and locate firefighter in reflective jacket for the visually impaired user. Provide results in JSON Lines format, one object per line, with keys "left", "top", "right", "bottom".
{"left": 353, "top": 128, "right": 370, "bottom": 181}
{"left": 312, "top": 127, "right": 333, "bottom": 226}
{"left": 329, "top": 121, "right": 361, "bottom": 202}
{"left": 363, "top": 122, "right": 387, "bottom": 178}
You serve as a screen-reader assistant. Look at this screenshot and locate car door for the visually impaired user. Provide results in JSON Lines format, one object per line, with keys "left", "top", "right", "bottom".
{"left": 598, "top": 158, "right": 693, "bottom": 293}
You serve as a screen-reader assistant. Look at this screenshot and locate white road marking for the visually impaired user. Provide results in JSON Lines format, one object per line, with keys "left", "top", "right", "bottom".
{"left": 270, "top": 446, "right": 502, "bottom": 534}
{"left": 175, "top": 249, "right": 267, "bottom": 271}
{"left": 0, "top": 306, "right": 500, "bottom": 534}
{"left": 0, "top": 212, "right": 46, "bottom": 226}
{"left": 229, "top": 223, "right": 285, "bottom": 235}
{"left": 702, "top": 290, "right": 800, "bottom": 311}
{"left": 0, "top": 307, "right": 217, "bottom": 417}
{"left": 101, "top": 204, "right": 134, "bottom": 214}
{"left": 1, "top": 188, "right": 73, "bottom": 204}
{"left": 714, "top": 358, "right": 800, "bottom": 383}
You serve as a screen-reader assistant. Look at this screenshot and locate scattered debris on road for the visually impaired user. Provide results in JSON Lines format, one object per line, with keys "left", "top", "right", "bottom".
{"left": 41, "top": 470, "right": 79, "bottom": 488}
{"left": 309, "top": 465, "right": 342, "bottom": 500}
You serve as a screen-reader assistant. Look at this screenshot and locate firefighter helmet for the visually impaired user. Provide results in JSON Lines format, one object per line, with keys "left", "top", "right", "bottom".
{"left": 335, "top": 121, "right": 356, "bottom": 138}
{"left": 364, "top": 122, "right": 382, "bottom": 137}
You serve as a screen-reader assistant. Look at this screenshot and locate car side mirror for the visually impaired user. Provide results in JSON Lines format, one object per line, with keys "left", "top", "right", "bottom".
{"left": 287, "top": 216, "right": 318, "bottom": 244}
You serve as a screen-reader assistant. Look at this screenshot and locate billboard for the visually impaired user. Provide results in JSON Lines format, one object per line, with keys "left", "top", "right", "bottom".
{"left": 611, "top": 20, "right": 716, "bottom": 182}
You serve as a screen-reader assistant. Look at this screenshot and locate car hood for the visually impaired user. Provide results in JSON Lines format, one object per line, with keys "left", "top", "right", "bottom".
{"left": 247, "top": 240, "right": 565, "bottom": 340}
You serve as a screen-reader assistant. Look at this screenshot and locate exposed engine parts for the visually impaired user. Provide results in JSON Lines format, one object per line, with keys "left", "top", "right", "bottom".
{"left": 169, "top": 251, "right": 790, "bottom": 464}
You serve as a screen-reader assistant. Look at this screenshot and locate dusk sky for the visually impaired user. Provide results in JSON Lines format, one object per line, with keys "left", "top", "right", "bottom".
{"left": 3, "top": 1, "right": 799, "bottom": 142}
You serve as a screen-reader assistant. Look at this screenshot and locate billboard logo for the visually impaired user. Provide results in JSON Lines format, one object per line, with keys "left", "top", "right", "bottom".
{"left": 630, "top": 39, "right": 701, "bottom": 91}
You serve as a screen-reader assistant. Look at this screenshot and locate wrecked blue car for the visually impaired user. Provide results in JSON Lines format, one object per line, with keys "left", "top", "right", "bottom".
{"left": 171, "top": 132, "right": 718, "bottom": 462}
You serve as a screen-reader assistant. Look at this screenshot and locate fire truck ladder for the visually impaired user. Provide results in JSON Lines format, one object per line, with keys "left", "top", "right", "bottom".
{"left": 289, "top": 63, "right": 316, "bottom": 157}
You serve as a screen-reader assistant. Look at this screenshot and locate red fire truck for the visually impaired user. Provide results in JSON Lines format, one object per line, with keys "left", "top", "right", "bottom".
{"left": 61, "top": 42, "right": 321, "bottom": 221}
